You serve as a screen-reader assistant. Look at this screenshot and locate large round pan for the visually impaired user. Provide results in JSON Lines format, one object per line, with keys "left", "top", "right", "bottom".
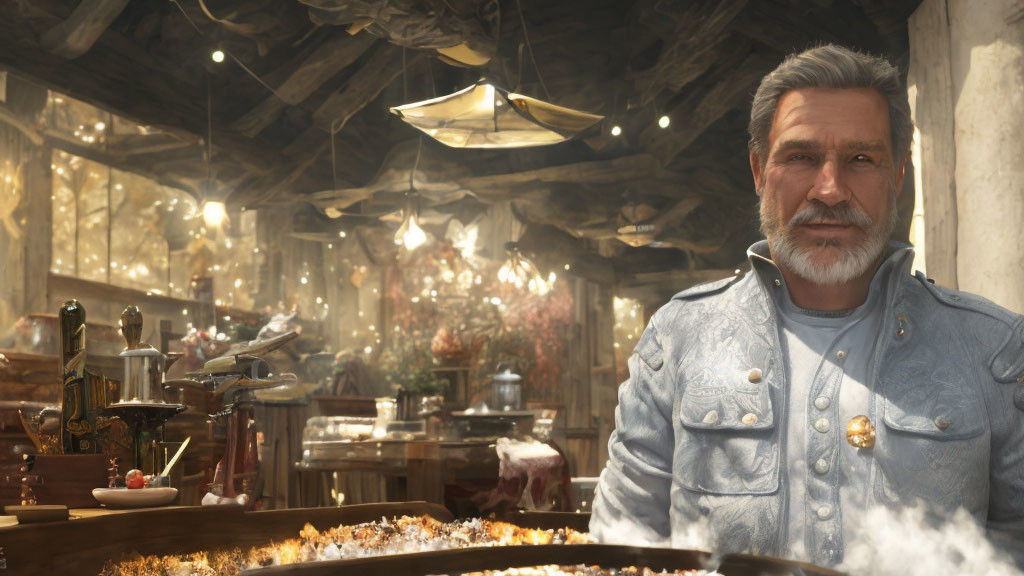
{"left": 244, "top": 543, "right": 844, "bottom": 576}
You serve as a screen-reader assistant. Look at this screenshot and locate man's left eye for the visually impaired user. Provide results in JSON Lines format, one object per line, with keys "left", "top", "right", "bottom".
{"left": 852, "top": 154, "right": 872, "bottom": 162}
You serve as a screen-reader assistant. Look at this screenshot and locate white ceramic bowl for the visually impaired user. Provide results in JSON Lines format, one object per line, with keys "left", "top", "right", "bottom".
{"left": 92, "top": 487, "right": 178, "bottom": 508}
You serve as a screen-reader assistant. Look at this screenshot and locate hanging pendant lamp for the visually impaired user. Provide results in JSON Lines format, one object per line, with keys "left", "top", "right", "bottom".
{"left": 497, "top": 242, "right": 552, "bottom": 295}
{"left": 390, "top": 80, "right": 603, "bottom": 149}
{"left": 199, "top": 80, "right": 226, "bottom": 228}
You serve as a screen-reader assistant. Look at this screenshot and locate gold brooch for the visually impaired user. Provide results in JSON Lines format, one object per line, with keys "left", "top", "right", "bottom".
{"left": 846, "top": 415, "right": 876, "bottom": 448}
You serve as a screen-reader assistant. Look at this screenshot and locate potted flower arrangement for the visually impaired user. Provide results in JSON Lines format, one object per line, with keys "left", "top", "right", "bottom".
{"left": 379, "top": 331, "right": 449, "bottom": 419}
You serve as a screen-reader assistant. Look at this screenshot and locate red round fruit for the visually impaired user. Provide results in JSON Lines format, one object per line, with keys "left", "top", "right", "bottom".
{"left": 125, "top": 469, "right": 145, "bottom": 489}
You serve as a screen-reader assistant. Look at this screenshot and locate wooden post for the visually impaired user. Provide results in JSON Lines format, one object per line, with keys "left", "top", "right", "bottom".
{"left": 22, "top": 144, "right": 52, "bottom": 315}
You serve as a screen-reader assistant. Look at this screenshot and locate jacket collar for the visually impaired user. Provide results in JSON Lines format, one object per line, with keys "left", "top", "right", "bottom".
{"left": 744, "top": 239, "right": 916, "bottom": 311}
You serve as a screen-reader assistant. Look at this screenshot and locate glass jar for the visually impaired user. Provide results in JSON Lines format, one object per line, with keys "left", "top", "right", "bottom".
{"left": 373, "top": 397, "right": 397, "bottom": 439}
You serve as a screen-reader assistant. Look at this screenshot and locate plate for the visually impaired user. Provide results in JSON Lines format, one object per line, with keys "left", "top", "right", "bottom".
{"left": 92, "top": 487, "right": 178, "bottom": 508}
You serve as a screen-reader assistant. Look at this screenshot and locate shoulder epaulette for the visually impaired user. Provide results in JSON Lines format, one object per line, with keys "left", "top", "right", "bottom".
{"left": 912, "top": 271, "right": 1024, "bottom": 383}
{"left": 671, "top": 273, "right": 741, "bottom": 301}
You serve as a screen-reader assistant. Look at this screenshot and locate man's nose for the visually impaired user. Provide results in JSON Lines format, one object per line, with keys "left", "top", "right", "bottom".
{"left": 807, "top": 159, "right": 850, "bottom": 206}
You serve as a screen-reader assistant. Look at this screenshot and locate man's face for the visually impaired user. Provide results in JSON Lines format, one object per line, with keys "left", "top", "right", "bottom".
{"left": 750, "top": 87, "right": 905, "bottom": 286}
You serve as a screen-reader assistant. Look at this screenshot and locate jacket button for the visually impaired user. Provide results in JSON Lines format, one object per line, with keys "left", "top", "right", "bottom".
{"left": 814, "top": 418, "right": 830, "bottom": 433}
{"left": 742, "top": 413, "right": 758, "bottom": 425}
{"left": 774, "top": 279, "right": 782, "bottom": 287}
{"left": 747, "top": 368, "right": 763, "bottom": 383}
{"left": 816, "top": 506, "right": 833, "bottom": 520}
{"left": 702, "top": 410, "right": 719, "bottom": 425}
{"left": 814, "top": 459, "right": 830, "bottom": 474}
{"left": 934, "top": 416, "right": 950, "bottom": 430}
{"left": 814, "top": 396, "right": 831, "bottom": 410}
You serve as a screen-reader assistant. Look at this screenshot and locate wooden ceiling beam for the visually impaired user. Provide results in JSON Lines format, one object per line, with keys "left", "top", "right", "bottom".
{"left": 462, "top": 154, "right": 666, "bottom": 190}
{"left": 639, "top": 50, "right": 777, "bottom": 166}
{"left": 229, "top": 46, "right": 414, "bottom": 208}
{"left": 733, "top": 1, "right": 887, "bottom": 56}
{"left": 311, "top": 43, "right": 415, "bottom": 131}
{"left": 39, "top": 0, "right": 131, "bottom": 59}
{"left": 631, "top": 0, "right": 749, "bottom": 106}
{"left": 229, "top": 33, "right": 378, "bottom": 137}
{"left": 308, "top": 152, "right": 670, "bottom": 214}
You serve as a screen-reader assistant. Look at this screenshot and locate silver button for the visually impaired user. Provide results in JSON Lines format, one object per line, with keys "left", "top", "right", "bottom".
{"left": 702, "top": 410, "right": 719, "bottom": 425}
{"left": 814, "top": 458, "right": 830, "bottom": 474}
{"left": 747, "top": 368, "right": 763, "bottom": 383}
{"left": 814, "top": 418, "right": 831, "bottom": 433}
{"left": 814, "top": 396, "right": 831, "bottom": 410}
{"left": 836, "top": 350, "right": 846, "bottom": 359}
{"left": 934, "top": 416, "right": 950, "bottom": 430}
{"left": 773, "top": 279, "right": 782, "bottom": 287}
{"left": 816, "top": 505, "right": 833, "bottom": 520}
{"left": 742, "top": 413, "right": 759, "bottom": 425}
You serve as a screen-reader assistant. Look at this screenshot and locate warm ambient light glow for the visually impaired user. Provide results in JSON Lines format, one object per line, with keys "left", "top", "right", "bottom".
{"left": 658, "top": 115, "right": 670, "bottom": 128}
{"left": 202, "top": 201, "right": 227, "bottom": 227}
{"left": 498, "top": 245, "right": 553, "bottom": 296}
{"left": 211, "top": 50, "right": 225, "bottom": 63}
{"left": 395, "top": 214, "right": 427, "bottom": 250}
{"left": 610, "top": 125, "right": 622, "bottom": 136}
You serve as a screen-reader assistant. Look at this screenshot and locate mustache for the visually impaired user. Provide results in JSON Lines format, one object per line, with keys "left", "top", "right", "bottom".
{"left": 788, "top": 201, "right": 874, "bottom": 230}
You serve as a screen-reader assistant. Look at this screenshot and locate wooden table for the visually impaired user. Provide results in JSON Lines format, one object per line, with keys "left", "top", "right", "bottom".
{"left": 296, "top": 440, "right": 500, "bottom": 512}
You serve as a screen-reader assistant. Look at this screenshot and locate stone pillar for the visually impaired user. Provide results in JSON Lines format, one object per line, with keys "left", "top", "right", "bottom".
{"left": 910, "top": 0, "right": 1024, "bottom": 312}
{"left": 950, "top": 0, "right": 1024, "bottom": 313}
{"left": 909, "top": 0, "right": 959, "bottom": 289}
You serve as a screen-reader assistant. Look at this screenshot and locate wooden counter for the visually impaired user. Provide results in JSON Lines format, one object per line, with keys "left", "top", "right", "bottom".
{"left": 0, "top": 501, "right": 452, "bottom": 576}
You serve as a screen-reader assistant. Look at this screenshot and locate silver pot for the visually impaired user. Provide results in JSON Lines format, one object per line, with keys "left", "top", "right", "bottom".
{"left": 489, "top": 367, "right": 523, "bottom": 411}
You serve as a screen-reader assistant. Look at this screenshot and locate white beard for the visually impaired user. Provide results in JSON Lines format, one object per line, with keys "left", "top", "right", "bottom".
{"left": 761, "top": 193, "right": 898, "bottom": 286}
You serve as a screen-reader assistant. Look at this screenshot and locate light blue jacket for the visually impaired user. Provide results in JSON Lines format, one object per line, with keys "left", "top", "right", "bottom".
{"left": 591, "top": 242, "right": 1024, "bottom": 566}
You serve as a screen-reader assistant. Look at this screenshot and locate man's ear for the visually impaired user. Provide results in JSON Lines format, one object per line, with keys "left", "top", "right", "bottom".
{"left": 749, "top": 151, "right": 764, "bottom": 195}
{"left": 894, "top": 153, "right": 908, "bottom": 197}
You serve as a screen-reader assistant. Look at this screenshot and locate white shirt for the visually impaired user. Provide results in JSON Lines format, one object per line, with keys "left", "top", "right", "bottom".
{"left": 768, "top": 258, "right": 894, "bottom": 562}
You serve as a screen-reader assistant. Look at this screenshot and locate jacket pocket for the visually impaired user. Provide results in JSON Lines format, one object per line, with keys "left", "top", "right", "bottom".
{"left": 878, "top": 378, "right": 988, "bottom": 509}
{"left": 882, "top": 380, "right": 985, "bottom": 441}
{"left": 676, "top": 368, "right": 780, "bottom": 495}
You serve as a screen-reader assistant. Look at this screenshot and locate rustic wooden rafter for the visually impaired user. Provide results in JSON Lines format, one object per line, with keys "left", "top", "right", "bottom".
{"left": 229, "top": 33, "right": 378, "bottom": 137}
{"left": 39, "top": 0, "right": 132, "bottom": 59}
{"left": 639, "top": 48, "right": 778, "bottom": 166}
{"left": 229, "top": 46, "right": 418, "bottom": 207}
{"left": 631, "top": 0, "right": 749, "bottom": 106}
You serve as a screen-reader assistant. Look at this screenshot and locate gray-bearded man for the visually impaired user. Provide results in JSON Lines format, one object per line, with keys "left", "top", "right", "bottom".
{"left": 590, "top": 44, "right": 1024, "bottom": 567}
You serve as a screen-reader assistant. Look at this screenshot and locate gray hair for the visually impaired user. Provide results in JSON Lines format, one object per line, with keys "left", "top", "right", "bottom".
{"left": 748, "top": 44, "right": 913, "bottom": 173}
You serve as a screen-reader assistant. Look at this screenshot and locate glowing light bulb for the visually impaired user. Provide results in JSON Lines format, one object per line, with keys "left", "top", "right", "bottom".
{"left": 610, "top": 125, "right": 622, "bottom": 136}
{"left": 402, "top": 215, "right": 426, "bottom": 250}
{"left": 211, "top": 50, "right": 225, "bottom": 63}
{"left": 202, "top": 201, "right": 226, "bottom": 227}
{"left": 658, "top": 115, "right": 670, "bottom": 129}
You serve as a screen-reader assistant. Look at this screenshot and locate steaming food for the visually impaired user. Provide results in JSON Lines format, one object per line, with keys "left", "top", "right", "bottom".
{"left": 460, "top": 566, "right": 719, "bottom": 576}
{"left": 99, "top": 515, "right": 593, "bottom": 576}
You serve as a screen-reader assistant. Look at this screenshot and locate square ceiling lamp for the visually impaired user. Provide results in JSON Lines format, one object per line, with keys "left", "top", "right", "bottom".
{"left": 390, "top": 80, "right": 603, "bottom": 149}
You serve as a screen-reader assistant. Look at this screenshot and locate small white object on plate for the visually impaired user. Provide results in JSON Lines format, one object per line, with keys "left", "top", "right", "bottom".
{"left": 92, "top": 487, "right": 178, "bottom": 508}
